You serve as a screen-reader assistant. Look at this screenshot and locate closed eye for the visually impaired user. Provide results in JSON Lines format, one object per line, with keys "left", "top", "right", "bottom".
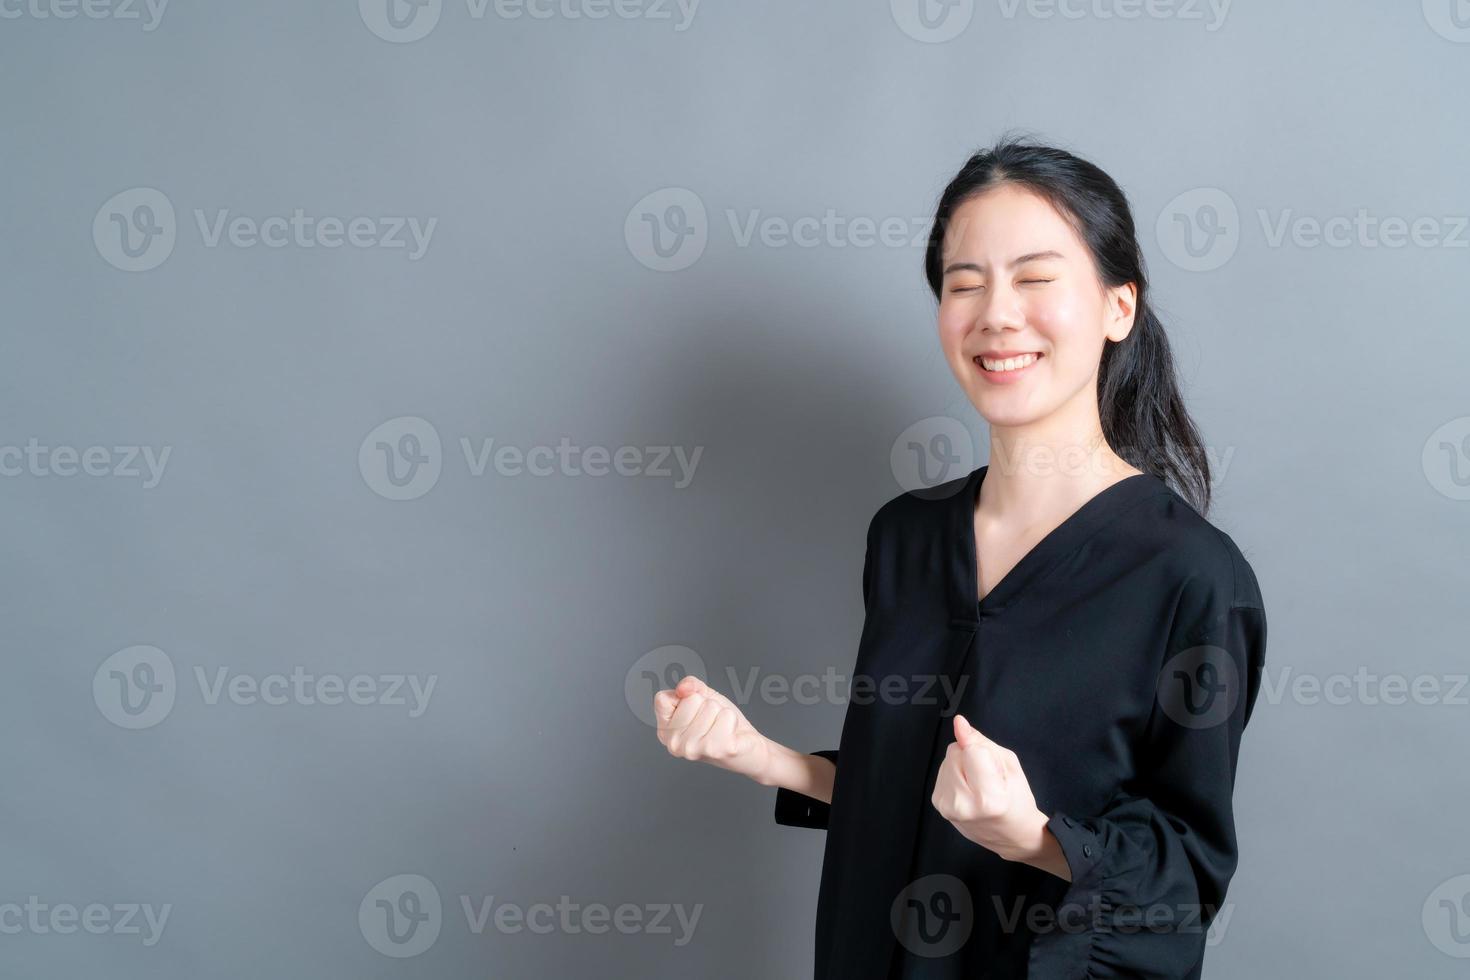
{"left": 949, "top": 279, "right": 1052, "bottom": 293}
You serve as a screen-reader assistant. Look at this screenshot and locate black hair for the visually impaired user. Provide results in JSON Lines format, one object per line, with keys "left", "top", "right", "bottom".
{"left": 924, "top": 131, "right": 1213, "bottom": 515}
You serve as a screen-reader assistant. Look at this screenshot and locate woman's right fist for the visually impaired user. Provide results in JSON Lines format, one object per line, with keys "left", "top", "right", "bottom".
{"left": 653, "top": 675, "right": 771, "bottom": 783}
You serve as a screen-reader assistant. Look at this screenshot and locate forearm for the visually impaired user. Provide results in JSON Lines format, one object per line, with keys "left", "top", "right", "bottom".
{"left": 753, "top": 739, "right": 837, "bottom": 803}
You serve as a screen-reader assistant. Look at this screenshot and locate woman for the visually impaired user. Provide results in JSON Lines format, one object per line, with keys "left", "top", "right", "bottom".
{"left": 653, "top": 135, "right": 1268, "bottom": 979}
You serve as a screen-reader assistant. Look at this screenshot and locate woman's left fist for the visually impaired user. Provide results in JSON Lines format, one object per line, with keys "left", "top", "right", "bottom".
{"left": 930, "top": 713, "right": 1048, "bottom": 864}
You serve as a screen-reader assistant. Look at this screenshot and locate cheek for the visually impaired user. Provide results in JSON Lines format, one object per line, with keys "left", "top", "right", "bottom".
{"left": 1026, "top": 292, "right": 1099, "bottom": 361}
{"left": 936, "top": 304, "right": 969, "bottom": 352}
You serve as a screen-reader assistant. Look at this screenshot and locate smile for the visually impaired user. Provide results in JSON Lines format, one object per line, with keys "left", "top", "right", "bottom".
{"left": 974, "top": 352, "right": 1043, "bottom": 380}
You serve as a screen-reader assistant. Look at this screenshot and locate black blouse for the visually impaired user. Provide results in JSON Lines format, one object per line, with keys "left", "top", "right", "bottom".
{"left": 774, "top": 464, "right": 1267, "bottom": 980}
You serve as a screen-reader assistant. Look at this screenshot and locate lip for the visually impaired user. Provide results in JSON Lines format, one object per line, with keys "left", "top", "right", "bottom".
{"left": 973, "top": 351, "right": 1043, "bottom": 385}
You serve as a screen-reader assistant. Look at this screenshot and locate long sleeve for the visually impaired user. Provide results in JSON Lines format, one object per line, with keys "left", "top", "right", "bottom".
{"left": 773, "top": 748, "right": 840, "bottom": 828}
{"left": 771, "top": 516, "right": 878, "bottom": 830}
{"left": 1028, "top": 570, "right": 1268, "bottom": 978}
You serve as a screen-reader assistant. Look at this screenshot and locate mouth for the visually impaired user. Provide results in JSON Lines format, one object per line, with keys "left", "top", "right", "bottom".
{"left": 974, "top": 351, "right": 1044, "bottom": 380}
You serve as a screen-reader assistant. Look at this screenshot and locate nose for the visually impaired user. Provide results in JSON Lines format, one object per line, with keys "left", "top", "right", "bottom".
{"left": 977, "top": 281, "right": 1026, "bottom": 334}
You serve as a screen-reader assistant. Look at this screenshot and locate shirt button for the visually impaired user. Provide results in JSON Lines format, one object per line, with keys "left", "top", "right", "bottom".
{"left": 1083, "top": 845, "right": 1093, "bottom": 858}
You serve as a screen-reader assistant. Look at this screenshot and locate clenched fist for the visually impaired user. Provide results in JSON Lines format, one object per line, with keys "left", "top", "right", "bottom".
{"left": 654, "top": 675, "right": 772, "bottom": 783}
{"left": 931, "top": 713, "right": 1050, "bottom": 864}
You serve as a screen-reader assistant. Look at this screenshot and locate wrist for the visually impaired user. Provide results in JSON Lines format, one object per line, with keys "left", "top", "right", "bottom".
{"left": 1002, "top": 808, "right": 1051, "bottom": 864}
{"left": 750, "top": 736, "right": 785, "bottom": 786}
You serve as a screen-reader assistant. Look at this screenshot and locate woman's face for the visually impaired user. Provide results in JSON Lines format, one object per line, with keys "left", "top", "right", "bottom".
{"left": 937, "top": 183, "right": 1136, "bottom": 432}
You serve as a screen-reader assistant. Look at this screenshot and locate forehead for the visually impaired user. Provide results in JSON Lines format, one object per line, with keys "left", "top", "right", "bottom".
{"left": 941, "top": 184, "right": 1078, "bottom": 256}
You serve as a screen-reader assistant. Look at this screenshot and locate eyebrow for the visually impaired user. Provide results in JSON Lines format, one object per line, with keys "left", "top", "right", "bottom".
{"left": 942, "top": 250, "right": 1066, "bottom": 276}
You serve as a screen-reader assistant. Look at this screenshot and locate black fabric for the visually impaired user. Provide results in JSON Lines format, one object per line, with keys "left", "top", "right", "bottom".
{"left": 773, "top": 464, "right": 1267, "bottom": 979}
{"left": 773, "top": 749, "right": 840, "bottom": 828}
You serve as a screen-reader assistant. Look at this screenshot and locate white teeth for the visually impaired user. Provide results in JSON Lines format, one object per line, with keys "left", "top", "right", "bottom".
{"left": 979, "top": 352, "right": 1039, "bottom": 372}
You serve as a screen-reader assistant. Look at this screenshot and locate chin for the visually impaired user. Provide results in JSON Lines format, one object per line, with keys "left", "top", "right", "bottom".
{"left": 979, "top": 412, "right": 1047, "bottom": 430}
{"left": 969, "top": 392, "right": 1048, "bottom": 429}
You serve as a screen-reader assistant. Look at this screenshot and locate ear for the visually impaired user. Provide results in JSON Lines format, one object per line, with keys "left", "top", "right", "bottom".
{"left": 1104, "top": 281, "right": 1138, "bottom": 344}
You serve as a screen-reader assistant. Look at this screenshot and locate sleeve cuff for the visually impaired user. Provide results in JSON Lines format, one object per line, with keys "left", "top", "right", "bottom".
{"left": 1045, "top": 811, "right": 1106, "bottom": 890}
{"left": 772, "top": 749, "right": 839, "bottom": 829}
{"left": 1025, "top": 812, "right": 1109, "bottom": 978}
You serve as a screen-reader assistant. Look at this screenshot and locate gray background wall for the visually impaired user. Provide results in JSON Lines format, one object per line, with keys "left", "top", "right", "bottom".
{"left": 3, "top": 0, "right": 1468, "bottom": 976}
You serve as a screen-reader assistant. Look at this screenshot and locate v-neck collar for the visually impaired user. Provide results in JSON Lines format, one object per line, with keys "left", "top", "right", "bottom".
{"left": 947, "top": 464, "right": 1163, "bottom": 621}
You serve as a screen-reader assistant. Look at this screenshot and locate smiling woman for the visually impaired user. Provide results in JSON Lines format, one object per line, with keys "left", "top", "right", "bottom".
{"left": 653, "top": 133, "right": 1267, "bottom": 980}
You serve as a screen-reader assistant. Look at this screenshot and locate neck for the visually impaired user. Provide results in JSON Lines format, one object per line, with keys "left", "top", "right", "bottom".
{"left": 980, "top": 387, "right": 1139, "bottom": 518}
